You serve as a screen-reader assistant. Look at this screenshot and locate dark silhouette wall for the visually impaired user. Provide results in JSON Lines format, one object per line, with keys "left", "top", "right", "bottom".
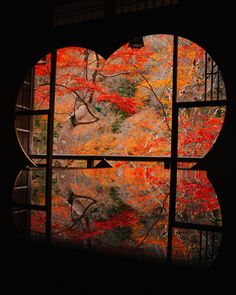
{"left": 1, "top": 0, "right": 235, "bottom": 292}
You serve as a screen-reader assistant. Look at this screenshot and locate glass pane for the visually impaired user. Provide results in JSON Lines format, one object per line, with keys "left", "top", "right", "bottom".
{"left": 15, "top": 69, "right": 35, "bottom": 111}
{"left": 31, "top": 115, "right": 48, "bottom": 155}
{"left": 51, "top": 167, "right": 170, "bottom": 261}
{"left": 33, "top": 54, "right": 51, "bottom": 110}
{"left": 52, "top": 36, "right": 173, "bottom": 163}
{"left": 31, "top": 169, "right": 46, "bottom": 205}
{"left": 172, "top": 229, "right": 222, "bottom": 268}
{"left": 178, "top": 107, "right": 226, "bottom": 160}
{"left": 15, "top": 54, "right": 51, "bottom": 112}
{"left": 13, "top": 170, "right": 29, "bottom": 204}
{"left": 177, "top": 37, "right": 226, "bottom": 102}
{"left": 15, "top": 115, "right": 32, "bottom": 155}
{"left": 177, "top": 37, "right": 206, "bottom": 102}
{"left": 15, "top": 114, "right": 48, "bottom": 157}
{"left": 176, "top": 170, "right": 222, "bottom": 226}
{"left": 31, "top": 210, "right": 46, "bottom": 241}
{"left": 13, "top": 169, "right": 46, "bottom": 206}
{"left": 205, "top": 54, "right": 226, "bottom": 101}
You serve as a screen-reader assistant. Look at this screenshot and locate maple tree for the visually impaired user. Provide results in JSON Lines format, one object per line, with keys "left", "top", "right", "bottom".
{"left": 32, "top": 35, "right": 225, "bottom": 166}
{"left": 16, "top": 34, "right": 226, "bottom": 266}
{"left": 27, "top": 166, "right": 221, "bottom": 264}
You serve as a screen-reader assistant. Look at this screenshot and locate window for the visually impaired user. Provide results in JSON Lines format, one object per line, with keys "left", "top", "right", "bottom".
{"left": 13, "top": 34, "right": 226, "bottom": 269}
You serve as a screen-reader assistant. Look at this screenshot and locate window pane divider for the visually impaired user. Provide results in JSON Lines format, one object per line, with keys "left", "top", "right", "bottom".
{"left": 174, "top": 221, "right": 222, "bottom": 233}
{"left": 45, "top": 50, "right": 57, "bottom": 243}
{"left": 30, "top": 153, "right": 202, "bottom": 165}
{"left": 15, "top": 109, "right": 50, "bottom": 116}
{"left": 176, "top": 100, "right": 227, "bottom": 109}
{"left": 13, "top": 203, "right": 46, "bottom": 211}
{"left": 167, "top": 34, "right": 178, "bottom": 264}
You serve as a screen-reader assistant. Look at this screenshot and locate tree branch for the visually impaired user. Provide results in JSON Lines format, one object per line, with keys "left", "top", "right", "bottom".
{"left": 52, "top": 196, "right": 97, "bottom": 235}
{"left": 134, "top": 66, "right": 172, "bottom": 132}
{"left": 135, "top": 192, "right": 169, "bottom": 248}
{"left": 50, "top": 82, "right": 100, "bottom": 124}
{"left": 87, "top": 52, "right": 100, "bottom": 104}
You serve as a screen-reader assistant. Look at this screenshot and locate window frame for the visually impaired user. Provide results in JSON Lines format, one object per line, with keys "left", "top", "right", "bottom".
{"left": 13, "top": 35, "right": 226, "bottom": 267}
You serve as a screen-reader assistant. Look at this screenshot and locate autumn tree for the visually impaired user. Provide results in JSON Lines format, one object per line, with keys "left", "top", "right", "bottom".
{"left": 32, "top": 34, "right": 226, "bottom": 167}
{"left": 28, "top": 166, "right": 222, "bottom": 264}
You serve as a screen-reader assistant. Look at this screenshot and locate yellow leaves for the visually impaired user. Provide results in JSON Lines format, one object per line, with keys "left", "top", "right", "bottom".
{"left": 148, "top": 78, "right": 172, "bottom": 89}
{"left": 178, "top": 37, "right": 205, "bottom": 60}
{"left": 136, "top": 77, "right": 172, "bottom": 98}
{"left": 177, "top": 67, "right": 198, "bottom": 92}
{"left": 135, "top": 78, "right": 172, "bottom": 113}
{"left": 177, "top": 78, "right": 192, "bottom": 90}
{"left": 177, "top": 37, "right": 206, "bottom": 94}
{"left": 136, "top": 120, "right": 153, "bottom": 130}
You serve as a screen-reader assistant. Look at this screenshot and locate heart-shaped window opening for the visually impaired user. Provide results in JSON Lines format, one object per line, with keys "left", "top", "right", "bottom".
{"left": 14, "top": 34, "right": 226, "bottom": 268}
{"left": 16, "top": 34, "right": 226, "bottom": 167}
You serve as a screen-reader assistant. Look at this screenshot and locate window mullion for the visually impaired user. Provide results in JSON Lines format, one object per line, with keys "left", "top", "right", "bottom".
{"left": 45, "top": 50, "right": 57, "bottom": 243}
{"left": 167, "top": 34, "right": 178, "bottom": 264}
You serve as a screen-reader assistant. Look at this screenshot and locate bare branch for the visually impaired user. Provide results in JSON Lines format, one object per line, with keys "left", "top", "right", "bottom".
{"left": 74, "top": 118, "right": 100, "bottom": 125}
{"left": 52, "top": 197, "right": 97, "bottom": 235}
{"left": 135, "top": 192, "right": 169, "bottom": 247}
{"left": 134, "top": 66, "right": 172, "bottom": 132}
{"left": 87, "top": 52, "right": 100, "bottom": 104}
{"left": 55, "top": 112, "right": 71, "bottom": 116}
{"left": 49, "top": 82, "right": 100, "bottom": 123}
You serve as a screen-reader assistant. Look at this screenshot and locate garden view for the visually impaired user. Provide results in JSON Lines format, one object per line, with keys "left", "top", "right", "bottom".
{"left": 14, "top": 34, "right": 225, "bottom": 268}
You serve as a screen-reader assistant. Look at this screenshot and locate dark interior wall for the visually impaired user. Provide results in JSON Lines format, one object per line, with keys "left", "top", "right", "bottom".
{"left": 1, "top": 0, "right": 236, "bottom": 292}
